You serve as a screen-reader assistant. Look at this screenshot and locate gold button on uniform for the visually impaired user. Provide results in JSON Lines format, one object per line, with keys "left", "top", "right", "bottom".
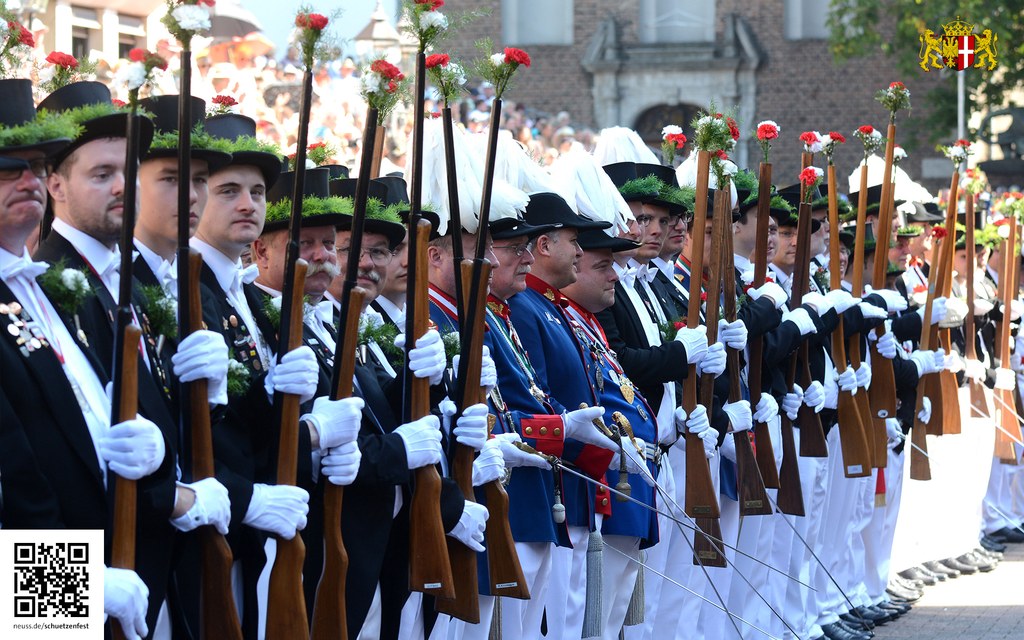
{"left": 553, "top": 428, "right": 561, "bottom": 436}
{"left": 601, "top": 498, "right": 609, "bottom": 506}
{"left": 525, "top": 427, "right": 534, "bottom": 435}
{"left": 540, "top": 427, "right": 548, "bottom": 435}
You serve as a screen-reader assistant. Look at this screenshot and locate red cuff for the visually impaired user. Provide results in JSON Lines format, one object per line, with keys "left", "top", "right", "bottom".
{"left": 595, "top": 483, "right": 612, "bottom": 516}
{"left": 520, "top": 414, "right": 565, "bottom": 458}
{"left": 575, "top": 444, "right": 615, "bottom": 481}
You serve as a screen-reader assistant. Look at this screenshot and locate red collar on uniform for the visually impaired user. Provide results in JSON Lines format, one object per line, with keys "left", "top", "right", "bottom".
{"left": 525, "top": 274, "right": 570, "bottom": 308}
{"left": 487, "top": 293, "right": 511, "bottom": 321}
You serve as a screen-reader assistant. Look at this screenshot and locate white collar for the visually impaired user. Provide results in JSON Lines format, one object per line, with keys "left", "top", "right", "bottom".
{"left": 51, "top": 218, "right": 119, "bottom": 278}
{"left": 651, "top": 256, "right": 675, "bottom": 280}
{"left": 190, "top": 237, "right": 241, "bottom": 294}
{"left": 733, "top": 253, "right": 753, "bottom": 274}
{"left": 373, "top": 295, "right": 405, "bottom": 324}
{"left": 134, "top": 239, "right": 173, "bottom": 280}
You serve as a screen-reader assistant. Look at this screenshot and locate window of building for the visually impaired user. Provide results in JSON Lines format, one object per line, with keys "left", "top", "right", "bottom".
{"left": 784, "top": 0, "right": 830, "bottom": 40}
{"left": 639, "top": 0, "right": 715, "bottom": 43}
{"left": 502, "top": 0, "right": 573, "bottom": 46}
{"left": 70, "top": 5, "right": 100, "bottom": 59}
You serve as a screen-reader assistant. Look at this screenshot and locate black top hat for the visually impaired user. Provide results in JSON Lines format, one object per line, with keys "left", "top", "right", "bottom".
{"left": 523, "top": 192, "right": 611, "bottom": 232}
{"left": 38, "top": 81, "right": 155, "bottom": 169}
{"left": 263, "top": 167, "right": 348, "bottom": 232}
{"left": 602, "top": 162, "right": 648, "bottom": 202}
{"left": 139, "top": 95, "right": 230, "bottom": 172}
{"left": 775, "top": 184, "right": 823, "bottom": 232}
{"left": 848, "top": 183, "right": 907, "bottom": 213}
{"left": 489, "top": 217, "right": 558, "bottom": 240}
{"left": 204, "top": 113, "right": 282, "bottom": 188}
{"left": 635, "top": 162, "right": 688, "bottom": 215}
{"left": 577, "top": 228, "right": 641, "bottom": 252}
{"left": 374, "top": 176, "right": 409, "bottom": 208}
{"left": 0, "top": 79, "right": 72, "bottom": 157}
{"left": 906, "top": 202, "right": 943, "bottom": 224}
{"left": 329, "top": 177, "right": 406, "bottom": 247}
{"left": 320, "top": 164, "right": 349, "bottom": 181}
{"left": 838, "top": 228, "right": 856, "bottom": 251}
{"left": 738, "top": 192, "right": 794, "bottom": 221}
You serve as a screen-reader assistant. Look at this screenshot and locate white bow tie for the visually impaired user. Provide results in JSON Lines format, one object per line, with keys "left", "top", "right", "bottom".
{"left": 306, "top": 300, "right": 335, "bottom": 326}
{"left": 621, "top": 266, "right": 639, "bottom": 289}
{"left": 636, "top": 264, "right": 657, "bottom": 284}
{"left": 1, "top": 257, "right": 48, "bottom": 282}
{"left": 230, "top": 264, "right": 260, "bottom": 296}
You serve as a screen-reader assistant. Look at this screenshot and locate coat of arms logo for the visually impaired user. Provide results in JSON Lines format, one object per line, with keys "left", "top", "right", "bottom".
{"left": 919, "top": 16, "right": 998, "bottom": 72}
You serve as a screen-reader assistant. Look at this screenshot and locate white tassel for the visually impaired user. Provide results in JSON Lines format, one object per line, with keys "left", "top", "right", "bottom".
{"left": 581, "top": 530, "right": 604, "bottom": 638}
{"left": 623, "top": 550, "right": 645, "bottom": 626}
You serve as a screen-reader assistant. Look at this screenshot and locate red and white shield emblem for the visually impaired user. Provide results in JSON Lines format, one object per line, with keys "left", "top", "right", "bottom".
{"left": 947, "top": 34, "right": 976, "bottom": 70}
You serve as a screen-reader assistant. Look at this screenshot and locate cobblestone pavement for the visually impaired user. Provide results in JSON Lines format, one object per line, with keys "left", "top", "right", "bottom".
{"left": 874, "top": 542, "right": 1024, "bottom": 639}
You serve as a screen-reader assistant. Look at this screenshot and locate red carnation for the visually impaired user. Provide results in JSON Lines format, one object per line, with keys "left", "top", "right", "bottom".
{"left": 370, "top": 59, "right": 404, "bottom": 80}
{"left": 713, "top": 149, "right": 729, "bottom": 161}
{"left": 665, "top": 132, "right": 687, "bottom": 149}
{"left": 912, "top": 284, "right": 927, "bottom": 294}
{"left": 9, "top": 21, "right": 33, "bottom": 47}
{"left": 799, "top": 131, "right": 819, "bottom": 146}
{"left": 416, "top": 0, "right": 444, "bottom": 7}
{"left": 112, "top": 99, "right": 126, "bottom": 108}
{"left": 828, "top": 131, "right": 846, "bottom": 144}
{"left": 700, "top": 292, "right": 708, "bottom": 302}
{"left": 714, "top": 112, "right": 723, "bottom": 119}
{"left": 931, "top": 226, "right": 947, "bottom": 240}
{"left": 295, "top": 13, "right": 329, "bottom": 30}
{"left": 726, "top": 117, "right": 740, "bottom": 141}
{"left": 889, "top": 81, "right": 906, "bottom": 91}
{"left": 504, "top": 47, "right": 531, "bottom": 67}
{"left": 955, "top": 139, "right": 971, "bottom": 149}
{"left": 800, "top": 166, "right": 822, "bottom": 187}
{"left": 425, "top": 53, "right": 450, "bottom": 68}
{"left": 673, "top": 321, "right": 685, "bottom": 330}
{"left": 45, "top": 51, "right": 78, "bottom": 68}
{"left": 128, "top": 48, "right": 147, "bottom": 62}
{"left": 308, "top": 141, "right": 327, "bottom": 150}
{"left": 756, "top": 123, "right": 779, "bottom": 141}
{"left": 197, "top": 0, "right": 216, "bottom": 6}
{"left": 212, "top": 94, "right": 238, "bottom": 107}
{"left": 858, "top": 125, "right": 874, "bottom": 135}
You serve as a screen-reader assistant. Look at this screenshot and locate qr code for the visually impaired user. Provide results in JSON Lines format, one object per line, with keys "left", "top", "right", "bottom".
{"left": 12, "top": 543, "right": 90, "bottom": 618}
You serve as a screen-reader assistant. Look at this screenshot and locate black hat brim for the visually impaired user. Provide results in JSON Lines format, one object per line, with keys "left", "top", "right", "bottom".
{"left": 223, "top": 150, "right": 283, "bottom": 188}
{"left": 54, "top": 113, "right": 154, "bottom": 169}
{"left": 335, "top": 216, "right": 406, "bottom": 249}
{"left": 145, "top": 147, "right": 232, "bottom": 173}
{"left": 2, "top": 137, "right": 73, "bottom": 158}
{"left": 490, "top": 219, "right": 559, "bottom": 240}
{"left": 577, "top": 229, "right": 641, "bottom": 252}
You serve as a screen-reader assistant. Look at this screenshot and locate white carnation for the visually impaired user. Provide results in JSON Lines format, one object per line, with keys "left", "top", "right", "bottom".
{"left": 870, "top": 129, "right": 883, "bottom": 140}
{"left": 360, "top": 72, "right": 382, "bottom": 95}
{"left": 419, "top": 10, "right": 448, "bottom": 31}
{"left": 227, "top": 359, "right": 247, "bottom": 375}
{"left": 947, "top": 146, "right": 965, "bottom": 160}
{"left": 60, "top": 269, "right": 87, "bottom": 292}
{"left": 171, "top": 5, "right": 212, "bottom": 32}
{"left": 807, "top": 131, "right": 824, "bottom": 153}
{"left": 448, "top": 62, "right": 467, "bottom": 86}
{"left": 893, "top": 146, "right": 907, "bottom": 160}
{"left": 722, "top": 160, "right": 738, "bottom": 176}
{"left": 114, "top": 62, "right": 148, "bottom": 91}
{"left": 697, "top": 115, "right": 713, "bottom": 127}
{"left": 490, "top": 53, "right": 506, "bottom": 67}
{"left": 812, "top": 166, "right": 824, "bottom": 178}
{"left": 662, "top": 125, "right": 683, "bottom": 137}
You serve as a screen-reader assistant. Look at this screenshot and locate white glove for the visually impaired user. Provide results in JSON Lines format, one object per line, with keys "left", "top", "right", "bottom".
{"left": 448, "top": 501, "right": 488, "bottom": 552}
{"left": 994, "top": 367, "right": 1016, "bottom": 391}
{"left": 837, "top": 367, "right": 858, "bottom": 394}
{"left": 723, "top": 400, "right": 752, "bottom": 433}
{"left": 858, "top": 301, "right": 888, "bottom": 320}
{"left": 800, "top": 291, "right": 832, "bottom": 316}
{"left": 782, "top": 385, "right": 803, "bottom": 420}
{"left": 676, "top": 325, "right": 709, "bottom": 364}
{"left": 563, "top": 406, "right": 617, "bottom": 451}
{"left": 928, "top": 297, "right": 948, "bottom": 325}
{"left": 322, "top": 441, "right": 362, "bottom": 486}
{"left": 301, "top": 396, "right": 364, "bottom": 451}
{"left": 964, "top": 357, "right": 986, "bottom": 381}
{"left": 939, "top": 296, "right": 969, "bottom": 328}
{"left": 974, "top": 298, "right": 995, "bottom": 316}
{"left": 1010, "top": 299, "right": 1024, "bottom": 321}
{"left": 472, "top": 439, "right": 505, "bottom": 486}
{"left": 917, "top": 397, "right": 932, "bottom": 425}
{"left": 242, "top": 483, "right": 309, "bottom": 539}
{"left": 855, "top": 363, "right": 872, "bottom": 389}
{"left": 172, "top": 329, "right": 230, "bottom": 405}
{"left": 394, "top": 415, "right": 443, "bottom": 468}
{"left": 749, "top": 281, "right": 788, "bottom": 308}
{"left": 885, "top": 417, "right": 904, "bottom": 443}
{"left": 910, "top": 349, "right": 943, "bottom": 376}
{"left": 98, "top": 417, "right": 166, "bottom": 480}
{"left": 876, "top": 330, "right": 898, "bottom": 359}
{"left": 871, "top": 288, "right": 909, "bottom": 313}
{"left": 803, "top": 380, "right": 826, "bottom": 412}
{"left": 452, "top": 346, "right": 498, "bottom": 390}
{"left": 687, "top": 405, "right": 718, "bottom": 459}
{"left": 718, "top": 319, "right": 748, "bottom": 350}
{"left": 696, "top": 342, "right": 727, "bottom": 377}
{"left": 493, "top": 432, "right": 551, "bottom": 469}
{"left": 397, "top": 330, "right": 446, "bottom": 386}
{"left": 824, "top": 289, "right": 860, "bottom": 314}
{"left": 170, "top": 478, "right": 230, "bottom": 535}
{"left": 265, "top": 346, "right": 318, "bottom": 403}
{"left": 753, "top": 392, "right": 779, "bottom": 424}
{"left": 611, "top": 438, "right": 653, "bottom": 485}
{"left": 782, "top": 307, "right": 817, "bottom": 336}
{"left": 104, "top": 567, "right": 149, "bottom": 640}
{"left": 454, "top": 403, "right": 491, "bottom": 451}
{"left": 944, "top": 352, "right": 964, "bottom": 373}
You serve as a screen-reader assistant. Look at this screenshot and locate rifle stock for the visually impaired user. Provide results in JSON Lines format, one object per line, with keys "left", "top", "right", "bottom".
{"left": 110, "top": 325, "right": 140, "bottom": 640}
{"left": 266, "top": 261, "right": 311, "bottom": 639}
{"left": 720, "top": 189, "right": 771, "bottom": 516}
{"left": 406, "top": 219, "right": 456, "bottom": 599}
{"left": 936, "top": 175, "right": 963, "bottom": 435}
{"left": 867, "top": 124, "right": 898, "bottom": 429}
{"left": 683, "top": 150, "right": 724, "bottom": 567}
{"left": 995, "top": 218, "right": 1020, "bottom": 463}
{"left": 963, "top": 194, "right": 990, "bottom": 416}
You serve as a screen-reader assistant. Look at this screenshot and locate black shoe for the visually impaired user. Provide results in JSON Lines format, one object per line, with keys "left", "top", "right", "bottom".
{"left": 836, "top": 619, "right": 875, "bottom": 638}
{"left": 924, "top": 560, "right": 960, "bottom": 578}
{"left": 899, "top": 566, "right": 937, "bottom": 586}
{"left": 821, "top": 622, "right": 871, "bottom": 640}
{"left": 857, "top": 605, "right": 893, "bottom": 625}
{"left": 841, "top": 611, "right": 874, "bottom": 630}
{"left": 981, "top": 535, "right": 1008, "bottom": 552}
{"left": 878, "top": 601, "right": 911, "bottom": 615}
{"left": 992, "top": 526, "right": 1024, "bottom": 543}
{"left": 940, "top": 557, "right": 977, "bottom": 575}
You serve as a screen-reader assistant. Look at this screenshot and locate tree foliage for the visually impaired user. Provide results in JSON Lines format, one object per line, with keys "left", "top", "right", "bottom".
{"left": 827, "top": 0, "right": 1024, "bottom": 144}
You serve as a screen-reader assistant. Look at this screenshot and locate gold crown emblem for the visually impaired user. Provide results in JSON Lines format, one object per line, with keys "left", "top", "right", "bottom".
{"left": 942, "top": 16, "right": 975, "bottom": 37}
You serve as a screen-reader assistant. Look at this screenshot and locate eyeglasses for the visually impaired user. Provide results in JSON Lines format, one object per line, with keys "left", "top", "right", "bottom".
{"left": 0, "top": 158, "right": 48, "bottom": 182}
{"left": 492, "top": 241, "right": 534, "bottom": 258}
{"left": 337, "top": 246, "right": 395, "bottom": 266}
{"left": 635, "top": 214, "right": 669, "bottom": 228}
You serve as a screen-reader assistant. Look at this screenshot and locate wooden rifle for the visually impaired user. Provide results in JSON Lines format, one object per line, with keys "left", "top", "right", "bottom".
{"left": 930, "top": 178, "right": 963, "bottom": 436}
{"left": 265, "top": 59, "right": 315, "bottom": 639}
{"left": 746, "top": 162, "right": 781, "bottom": 491}
{"left": 793, "top": 152, "right": 829, "bottom": 459}
{"left": 963, "top": 193, "right": 989, "bottom": 417}
{"left": 846, "top": 162, "right": 876, "bottom": 464}
{"left": 994, "top": 217, "right": 1019, "bottom": 463}
{"left": 720, "top": 191, "right": 772, "bottom": 516}
{"left": 109, "top": 83, "right": 144, "bottom": 640}
{"left": 310, "top": 107, "right": 380, "bottom": 640}
{"left": 826, "top": 163, "right": 871, "bottom": 478}
{"left": 405, "top": 53, "right": 455, "bottom": 600}
{"left": 867, "top": 123, "right": 899, "bottom": 453}
{"left": 683, "top": 150, "right": 724, "bottom": 567}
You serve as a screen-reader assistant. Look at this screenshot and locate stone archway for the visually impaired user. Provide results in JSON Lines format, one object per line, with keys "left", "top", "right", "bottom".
{"left": 634, "top": 103, "right": 703, "bottom": 146}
